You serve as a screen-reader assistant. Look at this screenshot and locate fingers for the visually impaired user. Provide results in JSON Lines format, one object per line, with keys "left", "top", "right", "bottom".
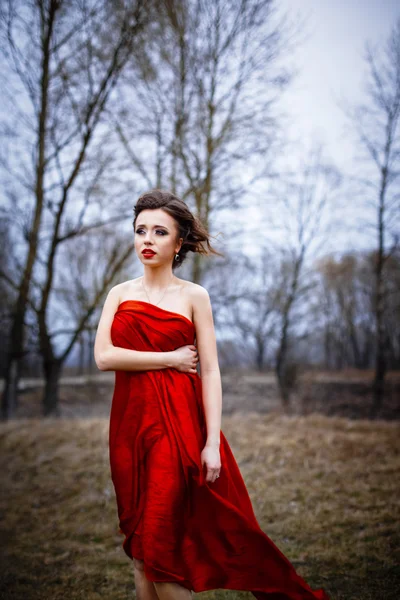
{"left": 206, "top": 468, "right": 221, "bottom": 483}
{"left": 201, "top": 455, "right": 221, "bottom": 483}
{"left": 191, "top": 346, "right": 199, "bottom": 371}
{"left": 180, "top": 344, "right": 198, "bottom": 373}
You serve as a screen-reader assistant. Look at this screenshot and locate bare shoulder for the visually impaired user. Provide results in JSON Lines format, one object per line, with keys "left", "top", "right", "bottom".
{"left": 183, "top": 282, "right": 218, "bottom": 371}
{"left": 105, "top": 281, "right": 126, "bottom": 301}
{"left": 181, "top": 282, "right": 213, "bottom": 325}
{"left": 178, "top": 280, "right": 210, "bottom": 304}
{"left": 109, "top": 277, "right": 142, "bottom": 301}
{"left": 188, "top": 282, "right": 210, "bottom": 302}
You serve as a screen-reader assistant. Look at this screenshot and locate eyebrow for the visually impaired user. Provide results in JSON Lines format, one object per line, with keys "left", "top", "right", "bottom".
{"left": 136, "top": 223, "right": 169, "bottom": 230}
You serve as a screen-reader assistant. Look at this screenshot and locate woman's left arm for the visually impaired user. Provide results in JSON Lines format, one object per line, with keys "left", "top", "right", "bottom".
{"left": 192, "top": 286, "right": 222, "bottom": 482}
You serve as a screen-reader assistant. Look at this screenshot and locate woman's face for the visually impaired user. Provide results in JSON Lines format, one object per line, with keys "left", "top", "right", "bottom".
{"left": 134, "top": 208, "right": 182, "bottom": 267}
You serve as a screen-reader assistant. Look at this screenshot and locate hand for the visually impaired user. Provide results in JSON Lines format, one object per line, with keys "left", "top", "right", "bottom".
{"left": 201, "top": 444, "right": 221, "bottom": 483}
{"left": 171, "top": 344, "right": 199, "bottom": 374}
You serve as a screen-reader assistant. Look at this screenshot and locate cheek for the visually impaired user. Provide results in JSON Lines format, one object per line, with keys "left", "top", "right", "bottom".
{"left": 134, "top": 236, "right": 145, "bottom": 255}
{"left": 159, "top": 236, "right": 174, "bottom": 250}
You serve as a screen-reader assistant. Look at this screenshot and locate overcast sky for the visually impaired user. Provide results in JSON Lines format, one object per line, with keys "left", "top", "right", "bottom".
{"left": 278, "top": 0, "right": 399, "bottom": 168}
{"left": 234, "top": 1, "right": 399, "bottom": 258}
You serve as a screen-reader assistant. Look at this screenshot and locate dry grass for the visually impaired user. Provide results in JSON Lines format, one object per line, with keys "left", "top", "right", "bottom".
{"left": 0, "top": 413, "right": 399, "bottom": 600}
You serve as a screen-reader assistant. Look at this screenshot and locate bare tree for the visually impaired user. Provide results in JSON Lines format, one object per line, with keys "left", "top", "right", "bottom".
{"left": 316, "top": 253, "right": 375, "bottom": 370}
{"left": 38, "top": 228, "right": 134, "bottom": 415}
{"left": 315, "top": 250, "right": 400, "bottom": 379}
{"left": 344, "top": 18, "right": 400, "bottom": 417}
{"left": 109, "top": 0, "right": 296, "bottom": 283}
{"left": 0, "top": 0, "right": 62, "bottom": 418}
{"left": 264, "top": 144, "right": 341, "bottom": 412}
{"left": 0, "top": 218, "right": 16, "bottom": 379}
{"left": 0, "top": 0, "right": 155, "bottom": 419}
{"left": 205, "top": 249, "right": 279, "bottom": 371}
{"left": 384, "top": 249, "right": 400, "bottom": 370}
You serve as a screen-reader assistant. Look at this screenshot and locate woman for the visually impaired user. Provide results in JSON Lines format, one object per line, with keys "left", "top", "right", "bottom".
{"left": 94, "top": 189, "right": 330, "bottom": 600}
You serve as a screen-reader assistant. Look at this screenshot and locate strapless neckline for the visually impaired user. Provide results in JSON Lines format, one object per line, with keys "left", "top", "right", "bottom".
{"left": 117, "top": 299, "right": 194, "bottom": 328}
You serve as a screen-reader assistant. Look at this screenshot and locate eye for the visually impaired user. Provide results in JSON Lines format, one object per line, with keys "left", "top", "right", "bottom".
{"left": 135, "top": 228, "right": 167, "bottom": 235}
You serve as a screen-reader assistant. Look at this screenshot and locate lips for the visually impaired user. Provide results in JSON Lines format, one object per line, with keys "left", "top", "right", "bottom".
{"left": 142, "top": 250, "right": 156, "bottom": 255}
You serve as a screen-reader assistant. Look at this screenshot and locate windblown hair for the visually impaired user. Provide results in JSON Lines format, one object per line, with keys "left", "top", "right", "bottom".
{"left": 133, "top": 189, "right": 224, "bottom": 270}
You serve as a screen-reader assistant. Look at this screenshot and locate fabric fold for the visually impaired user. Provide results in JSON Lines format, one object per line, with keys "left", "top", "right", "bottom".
{"left": 109, "top": 300, "right": 330, "bottom": 600}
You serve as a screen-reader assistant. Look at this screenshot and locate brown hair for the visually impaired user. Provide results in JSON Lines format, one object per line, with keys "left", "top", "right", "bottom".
{"left": 133, "top": 189, "right": 224, "bottom": 270}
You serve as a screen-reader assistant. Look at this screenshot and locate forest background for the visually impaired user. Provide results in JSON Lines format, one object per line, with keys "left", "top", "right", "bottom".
{"left": 0, "top": 0, "right": 399, "bottom": 419}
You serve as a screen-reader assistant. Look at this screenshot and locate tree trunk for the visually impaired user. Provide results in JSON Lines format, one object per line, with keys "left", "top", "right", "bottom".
{"left": 275, "top": 362, "right": 291, "bottom": 415}
{"left": 0, "top": 2, "right": 57, "bottom": 419}
{"left": 79, "top": 333, "right": 85, "bottom": 376}
{"left": 1, "top": 358, "right": 19, "bottom": 420}
{"left": 278, "top": 381, "right": 291, "bottom": 414}
{"left": 276, "top": 301, "right": 293, "bottom": 413}
{"left": 276, "top": 313, "right": 291, "bottom": 414}
{"left": 88, "top": 328, "right": 95, "bottom": 374}
{"left": 255, "top": 334, "right": 265, "bottom": 372}
{"left": 371, "top": 281, "right": 387, "bottom": 418}
{"left": 43, "top": 359, "right": 63, "bottom": 417}
{"left": 371, "top": 165, "right": 388, "bottom": 418}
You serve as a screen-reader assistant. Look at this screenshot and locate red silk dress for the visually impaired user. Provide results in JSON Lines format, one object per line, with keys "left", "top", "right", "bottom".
{"left": 109, "top": 300, "right": 330, "bottom": 600}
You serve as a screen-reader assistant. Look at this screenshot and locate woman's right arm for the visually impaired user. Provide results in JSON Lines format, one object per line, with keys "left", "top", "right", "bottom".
{"left": 93, "top": 286, "right": 198, "bottom": 373}
{"left": 94, "top": 286, "right": 175, "bottom": 371}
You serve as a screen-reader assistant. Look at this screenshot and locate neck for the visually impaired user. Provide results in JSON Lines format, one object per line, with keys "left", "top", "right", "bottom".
{"left": 142, "top": 268, "right": 175, "bottom": 290}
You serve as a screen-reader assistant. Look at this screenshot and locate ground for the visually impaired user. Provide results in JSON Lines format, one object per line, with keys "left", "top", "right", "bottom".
{"left": 0, "top": 412, "right": 399, "bottom": 600}
{"left": 6, "top": 368, "right": 400, "bottom": 421}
